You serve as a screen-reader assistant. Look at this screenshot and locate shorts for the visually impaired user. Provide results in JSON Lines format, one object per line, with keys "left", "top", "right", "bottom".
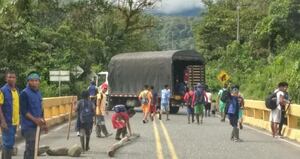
{"left": 187, "top": 106, "right": 194, "bottom": 115}
{"left": 219, "top": 101, "right": 226, "bottom": 113}
{"left": 96, "top": 115, "right": 105, "bottom": 125}
{"left": 269, "top": 107, "right": 281, "bottom": 123}
{"left": 161, "top": 103, "right": 170, "bottom": 112}
{"left": 238, "top": 109, "right": 243, "bottom": 119}
{"left": 205, "top": 103, "right": 211, "bottom": 110}
{"left": 150, "top": 104, "right": 156, "bottom": 113}
{"left": 194, "top": 104, "right": 204, "bottom": 115}
{"left": 142, "top": 104, "right": 150, "bottom": 113}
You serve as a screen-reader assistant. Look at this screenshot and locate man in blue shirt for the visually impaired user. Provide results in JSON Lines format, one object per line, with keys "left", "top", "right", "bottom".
{"left": 0, "top": 71, "right": 19, "bottom": 159}
{"left": 160, "top": 85, "right": 171, "bottom": 121}
{"left": 20, "top": 71, "right": 48, "bottom": 159}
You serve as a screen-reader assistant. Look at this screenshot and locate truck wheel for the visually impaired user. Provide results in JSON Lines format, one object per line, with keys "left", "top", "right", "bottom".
{"left": 169, "top": 107, "right": 179, "bottom": 114}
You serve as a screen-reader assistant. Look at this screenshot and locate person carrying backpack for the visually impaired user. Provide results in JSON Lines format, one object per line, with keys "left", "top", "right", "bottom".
{"left": 139, "top": 85, "right": 152, "bottom": 123}
{"left": 217, "top": 83, "right": 230, "bottom": 122}
{"left": 184, "top": 87, "right": 195, "bottom": 124}
{"left": 194, "top": 83, "right": 208, "bottom": 124}
{"left": 269, "top": 82, "right": 289, "bottom": 138}
{"left": 227, "top": 85, "right": 242, "bottom": 142}
{"left": 76, "top": 91, "right": 95, "bottom": 152}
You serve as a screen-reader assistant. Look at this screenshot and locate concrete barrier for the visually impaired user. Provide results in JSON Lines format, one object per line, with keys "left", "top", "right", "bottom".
{"left": 244, "top": 100, "right": 300, "bottom": 142}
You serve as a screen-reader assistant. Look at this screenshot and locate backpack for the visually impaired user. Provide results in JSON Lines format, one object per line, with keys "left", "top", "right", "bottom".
{"left": 227, "top": 97, "right": 238, "bottom": 114}
{"left": 80, "top": 100, "right": 94, "bottom": 124}
{"left": 195, "top": 88, "right": 205, "bottom": 104}
{"left": 114, "top": 104, "right": 127, "bottom": 113}
{"left": 141, "top": 91, "right": 149, "bottom": 105}
{"left": 265, "top": 92, "right": 278, "bottom": 110}
{"left": 220, "top": 89, "right": 231, "bottom": 103}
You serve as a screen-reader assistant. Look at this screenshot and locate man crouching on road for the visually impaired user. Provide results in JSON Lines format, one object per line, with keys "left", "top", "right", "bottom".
{"left": 20, "top": 71, "right": 48, "bottom": 159}
{"left": 0, "top": 71, "right": 20, "bottom": 159}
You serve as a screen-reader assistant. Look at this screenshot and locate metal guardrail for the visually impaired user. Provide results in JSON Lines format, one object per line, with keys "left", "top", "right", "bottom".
{"left": 244, "top": 100, "right": 300, "bottom": 142}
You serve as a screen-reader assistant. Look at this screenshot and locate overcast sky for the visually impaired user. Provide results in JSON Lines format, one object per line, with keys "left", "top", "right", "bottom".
{"left": 154, "top": 0, "right": 203, "bottom": 14}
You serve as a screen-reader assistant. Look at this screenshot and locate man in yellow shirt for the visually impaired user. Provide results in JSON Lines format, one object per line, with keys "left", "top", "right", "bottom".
{"left": 95, "top": 83, "right": 112, "bottom": 138}
{"left": 0, "top": 71, "right": 19, "bottom": 159}
{"left": 139, "top": 85, "right": 152, "bottom": 124}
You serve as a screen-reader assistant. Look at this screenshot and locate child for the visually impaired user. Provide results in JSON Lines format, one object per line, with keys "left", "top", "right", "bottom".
{"left": 111, "top": 105, "right": 136, "bottom": 140}
{"left": 211, "top": 100, "right": 217, "bottom": 117}
{"left": 76, "top": 91, "right": 95, "bottom": 152}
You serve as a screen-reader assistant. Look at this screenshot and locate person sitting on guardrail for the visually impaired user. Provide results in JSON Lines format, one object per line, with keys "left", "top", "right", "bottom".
{"left": 76, "top": 91, "right": 95, "bottom": 152}
{"left": 0, "top": 70, "right": 20, "bottom": 159}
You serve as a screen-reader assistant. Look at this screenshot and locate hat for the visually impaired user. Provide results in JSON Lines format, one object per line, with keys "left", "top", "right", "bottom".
{"left": 101, "top": 83, "right": 108, "bottom": 89}
{"left": 27, "top": 71, "right": 40, "bottom": 81}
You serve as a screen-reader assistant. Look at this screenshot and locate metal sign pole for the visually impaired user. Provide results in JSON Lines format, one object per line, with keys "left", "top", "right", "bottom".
{"left": 59, "top": 71, "right": 61, "bottom": 96}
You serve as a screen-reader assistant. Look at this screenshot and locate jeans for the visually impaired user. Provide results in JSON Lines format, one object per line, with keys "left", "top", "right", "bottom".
{"left": 1, "top": 125, "right": 16, "bottom": 150}
{"left": 22, "top": 128, "right": 37, "bottom": 159}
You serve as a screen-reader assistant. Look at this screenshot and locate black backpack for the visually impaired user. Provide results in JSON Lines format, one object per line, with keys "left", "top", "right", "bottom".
{"left": 195, "top": 88, "right": 205, "bottom": 104}
{"left": 80, "top": 100, "right": 94, "bottom": 124}
{"left": 221, "top": 90, "right": 231, "bottom": 103}
{"left": 265, "top": 92, "right": 277, "bottom": 110}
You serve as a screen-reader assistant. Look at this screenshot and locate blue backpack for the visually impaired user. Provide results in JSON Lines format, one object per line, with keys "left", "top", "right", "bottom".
{"left": 114, "top": 105, "right": 127, "bottom": 113}
{"left": 195, "top": 88, "right": 205, "bottom": 104}
{"left": 227, "top": 97, "right": 238, "bottom": 114}
{"left": 80, "top": 100, "right": 94, "bottom": 124}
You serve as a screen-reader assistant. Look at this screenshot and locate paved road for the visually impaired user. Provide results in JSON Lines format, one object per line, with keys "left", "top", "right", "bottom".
{"left": 14, "top": 108, "right": 300, "bottom": 159}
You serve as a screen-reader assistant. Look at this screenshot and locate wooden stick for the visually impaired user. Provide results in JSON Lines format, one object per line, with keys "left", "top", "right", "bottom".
{"left": 34, "top": 126, "right": 41, "bottom": 159}
{"left": 67, "top": 96, "right": 75, "bottom": 140}
{"left": 108, "top": 134, "right": 140, "bottom": 157}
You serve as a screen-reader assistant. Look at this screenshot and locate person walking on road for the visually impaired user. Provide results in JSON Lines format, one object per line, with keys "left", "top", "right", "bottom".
{"left": 184, "top": 87, "right": 195, "bottom": 124}
{"left": 139, "top": 85, "right": 151, "bottom": 123}
{"left": 205, "top": 88, "right": 213, "bottom": 117}
{"left": 150, "top": 86, "right": 158, "bottom": 121}
{"left": 88, "top": 81, "right": 98, "bottom": 105}
{"left": 270, "top": 82, "right": 289, "bottom": 138}
{"left": 194, "top": 83, "right": 207, "bottom": 124}
{"left": 217, "top": 83, "right": 230, "bottom": 122}
{"left": 76, "top": 91, "right": 95, "bottom": 152}
{"left": 159, "top": 85, "right": 171, "bottom": 121}
{"left": 20, "top": 71, "right": 48, "bottom": 159}
{"left": 0, "top": 71, "right": 20, "bottom": 159}
{"left": 227, "top": 85, "right": 242, "bottom": 142}
{"left": 95, "top": 83, "right": 112, "bottom": 138}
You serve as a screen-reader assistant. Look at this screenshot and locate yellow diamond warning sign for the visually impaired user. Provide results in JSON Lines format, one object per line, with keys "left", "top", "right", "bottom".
{"left": 217, "top": 70, "right": 230, "bottom": 83}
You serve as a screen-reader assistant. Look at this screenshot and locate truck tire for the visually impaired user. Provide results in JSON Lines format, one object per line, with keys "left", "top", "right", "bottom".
{"left": 169, "top": 107, "right": 179, "bottom": 114}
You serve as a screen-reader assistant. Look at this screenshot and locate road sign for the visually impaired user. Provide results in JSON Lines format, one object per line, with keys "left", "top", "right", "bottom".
{"left": 71, "top": 66, "right": 84, "bottom": 78}
{"left": 217, "top": 70, "right": 230, "bottom": 83}
{"left": 49, "top": 70, "right": 70, "bottom": 96}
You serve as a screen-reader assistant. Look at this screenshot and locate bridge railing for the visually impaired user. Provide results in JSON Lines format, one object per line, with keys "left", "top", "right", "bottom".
{"left": 43, "top": 96, "right": 77, "bottom": 127}
{"left": 244, "top": 100, "right": 300, "bottom": 142}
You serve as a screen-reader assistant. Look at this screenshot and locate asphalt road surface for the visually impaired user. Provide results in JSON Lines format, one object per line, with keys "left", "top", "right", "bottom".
{"left": 14, "top": 108, "right": 300, "bottom": 159}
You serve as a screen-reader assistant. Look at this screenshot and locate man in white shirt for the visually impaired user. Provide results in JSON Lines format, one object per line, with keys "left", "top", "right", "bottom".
{"left": 269, "top": 82, "right": 289, "bottom": 138}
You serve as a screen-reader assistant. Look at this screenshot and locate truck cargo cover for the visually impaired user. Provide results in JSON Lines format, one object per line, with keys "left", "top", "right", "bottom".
{"left": 108, "top": 50, "right": 205, "bottom": 95}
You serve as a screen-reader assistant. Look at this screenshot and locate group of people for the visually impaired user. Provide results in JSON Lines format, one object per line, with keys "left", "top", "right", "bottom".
{"left": 0, "top": 71, "right": 47, "bottom": 159}
{"left": 75, "top": 81, "right": 135, "bottom": 152}
{"left": 139, "top": 84, "right": 171, "bottom": 123}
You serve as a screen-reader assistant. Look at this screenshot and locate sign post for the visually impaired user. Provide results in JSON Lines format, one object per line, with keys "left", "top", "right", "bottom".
{"left": 50, "top": 71, "right": 70, "bottom": 96}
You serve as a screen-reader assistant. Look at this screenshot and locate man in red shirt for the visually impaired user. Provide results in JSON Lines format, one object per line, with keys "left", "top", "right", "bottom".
{"left": 111, "top": 107, "right": 135, "bottom": 140}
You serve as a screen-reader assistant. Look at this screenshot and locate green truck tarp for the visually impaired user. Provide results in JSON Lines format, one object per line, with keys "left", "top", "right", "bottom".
{"left": 108, "top": 50, "right": 205, "bottom": 96}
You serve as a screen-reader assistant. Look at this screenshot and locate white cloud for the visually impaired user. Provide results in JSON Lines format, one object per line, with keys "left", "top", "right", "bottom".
{"left": 155, "top": 0, "right": 203, "bottom": 14}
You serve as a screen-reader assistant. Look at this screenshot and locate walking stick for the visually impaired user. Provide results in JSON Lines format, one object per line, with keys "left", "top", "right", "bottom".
{"left": 284, "top": 100, "right": 292, "bottom": 118}
{"left": 34, "top": 126, "right": 41, "bottom": 159}
{"left": 67, "top": 96, "right": 75, "bottom": 140}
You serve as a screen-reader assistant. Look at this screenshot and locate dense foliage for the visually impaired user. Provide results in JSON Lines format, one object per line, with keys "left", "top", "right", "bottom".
{"left": 194, "top": 0, "right": 300, "bottom": 103}
{"left": 0, "top": 0, "right": 160, "bottom": 97}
